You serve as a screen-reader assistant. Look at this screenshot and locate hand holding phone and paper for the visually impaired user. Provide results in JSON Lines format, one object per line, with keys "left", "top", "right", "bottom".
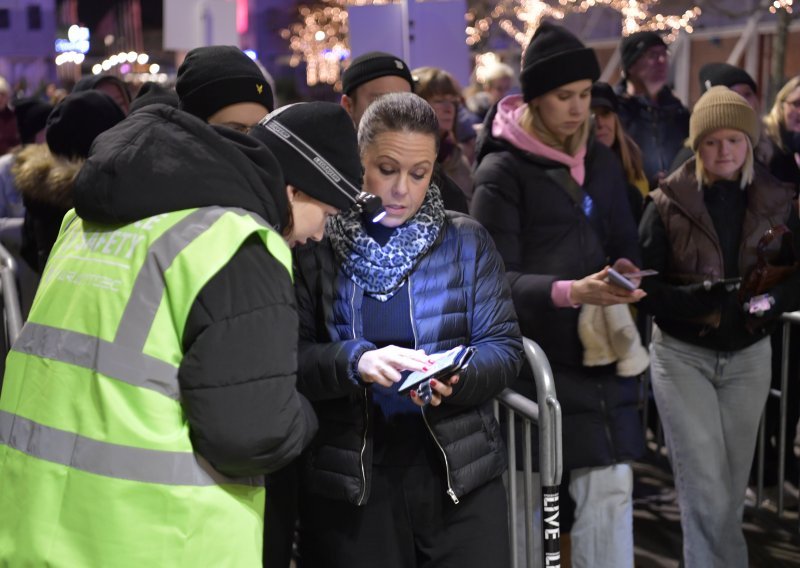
{"left": 357, "top": 345, "right": 474, "bottom": 407}
{"left": 398, "top": 346, "right": 475, "bottom": 406}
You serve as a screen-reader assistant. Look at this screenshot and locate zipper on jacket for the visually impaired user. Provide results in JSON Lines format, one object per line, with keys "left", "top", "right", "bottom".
{"left": 350, "top": 283, "right": 369, "bottom": 506}
{"left": 357, "top": 387, "right": 369, "bottom": 506}
{"left": 408, "top": 275, "right": 460, "bottom": 505}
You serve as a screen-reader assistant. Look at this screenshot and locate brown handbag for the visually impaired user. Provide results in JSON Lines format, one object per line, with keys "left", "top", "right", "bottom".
{"left": 739, "top": 224, "right": 799, "bottom": 302}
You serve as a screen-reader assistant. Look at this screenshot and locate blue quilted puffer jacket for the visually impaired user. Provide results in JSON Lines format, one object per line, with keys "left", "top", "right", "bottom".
{"left": 294, "top": 212, "right": 523, "bottom": 506}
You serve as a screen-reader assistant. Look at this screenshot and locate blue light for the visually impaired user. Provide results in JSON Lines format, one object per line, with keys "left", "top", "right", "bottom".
{"left": 243, "top": 49, "right": 257, "bottom": 60}
{"left": 372, "top": 211, "right": 387, "bottom": 223}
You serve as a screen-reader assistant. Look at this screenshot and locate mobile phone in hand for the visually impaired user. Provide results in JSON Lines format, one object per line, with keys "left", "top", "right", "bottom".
{"left": 607, "top": 268, "right": 637, "bottom": 291}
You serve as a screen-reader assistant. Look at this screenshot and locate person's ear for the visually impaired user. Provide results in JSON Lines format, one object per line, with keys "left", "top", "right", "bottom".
{"left": 341, "top": 94, "right": 354, "bottom": 118}
{"left": 286, "top": 185, "right": 298, "bottom": 203}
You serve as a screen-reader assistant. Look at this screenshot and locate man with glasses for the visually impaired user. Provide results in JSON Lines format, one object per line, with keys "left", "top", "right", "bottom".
{"left": 615, "top": 31, "right": 690, "bottom": 188}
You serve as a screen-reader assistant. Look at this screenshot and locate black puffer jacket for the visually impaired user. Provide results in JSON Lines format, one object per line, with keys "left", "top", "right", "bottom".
{"left": 294, "top": 212, "right": 523, "bottom": 505}
{"left": 73, "top": 104, "right": 317, "bottom": 477}
{"left": 471, "top": 101, "right": 644, "bottom": 470}
{"left": 615, "top": 84, "right": 690, "bottom": 188}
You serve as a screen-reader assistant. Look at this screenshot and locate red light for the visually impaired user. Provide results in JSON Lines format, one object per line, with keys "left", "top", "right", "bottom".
{"left": 237, "top": 0, "right": 248, "bottom": 34}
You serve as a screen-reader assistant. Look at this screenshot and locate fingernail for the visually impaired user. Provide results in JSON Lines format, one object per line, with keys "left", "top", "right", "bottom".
{"left": 452, "top": 377, "right": 459, "bottom": 384}
{"left": 430, "top": 379, "right": 438, "bottom": 387}
{"left": 409, "top": 390, "right": 417, "bottom": 398}
{"left": 423, "top": 367, "right": 429, "bottom": 371}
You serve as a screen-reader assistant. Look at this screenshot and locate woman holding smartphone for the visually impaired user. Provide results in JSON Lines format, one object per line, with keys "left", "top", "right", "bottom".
{"left": 471, "top": 23, "right": 646, "bottom": 567}
{"left": 290, "top": 92, "right": 523, "bottom": 568}
{"left": 639, "top": 86, "right": 800, "bottom": 567}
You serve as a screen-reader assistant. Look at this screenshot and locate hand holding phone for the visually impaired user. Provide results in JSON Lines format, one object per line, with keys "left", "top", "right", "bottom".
{"left": 398, "top": 346, "right": 475, "bottom": 405}
{"left": 606, "top": 268, "right": 638, "bottom": 291}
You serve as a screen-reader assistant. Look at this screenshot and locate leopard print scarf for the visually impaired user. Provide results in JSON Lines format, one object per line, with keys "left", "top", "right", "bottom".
{"left": 327, "top": 183, "right": 446, "bottom": 302}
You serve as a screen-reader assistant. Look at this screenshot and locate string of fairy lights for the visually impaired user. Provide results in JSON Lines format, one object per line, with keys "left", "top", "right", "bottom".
{"left": 284, "top": 0, "right": 789, "bottom": 88}
{"left": 769, "top": 0, "right": 793, "bottom": 13}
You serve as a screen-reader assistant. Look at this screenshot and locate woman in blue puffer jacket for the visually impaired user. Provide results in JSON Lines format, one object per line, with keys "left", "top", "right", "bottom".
{"left": 293, "top": 92, "right": 523, "bottom": 568}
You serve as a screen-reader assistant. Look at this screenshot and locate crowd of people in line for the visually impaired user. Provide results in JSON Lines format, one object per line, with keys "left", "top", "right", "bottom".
{"left": 0, "top": 19, "right": 799, "bottom": 568}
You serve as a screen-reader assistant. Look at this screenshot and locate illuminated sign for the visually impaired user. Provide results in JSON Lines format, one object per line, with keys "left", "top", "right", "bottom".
{"left": 55, "top": 25, "right": 90, "bottom": 54}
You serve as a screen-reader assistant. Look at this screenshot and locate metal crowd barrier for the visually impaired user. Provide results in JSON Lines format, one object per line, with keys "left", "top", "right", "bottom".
{"left": 494, "top": 337, "right": 563, "bottom": 568}
{"left": 0, "top": 242, "right": 22, "bottom": 350}
{"left": 755, "top": 310, "right": 800, "bottom": 525}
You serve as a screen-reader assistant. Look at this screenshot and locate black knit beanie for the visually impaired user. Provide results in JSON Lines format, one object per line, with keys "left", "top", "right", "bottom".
{"left": 520, "top": 22, "right": 600, "bottom": 102}
{"left": 176, "top": 46, "right": 274, "bottom": 120}
{"left": 14, "top": 97, "right": 53, "bottom": 144}
{"left": 699, "top": 63, "right": 758, "bottom": 94}
{"left": 129, "top": 82, "right": 179, "bottom": 114}
{"left": 590, "top": 82, "right": 618, "bottom": 114}
{"left": 73, "top": 74, "right": 132, "bottom": 107}
{"left": 620, "top": 31, "right": 666, "bottom": 73}
{"left": 46, "top": 90, "right": 125, "bottom": 159}
{"left": 249, "top": 102, "right": 362, "bottom": 212}
{"left": 342, "top": 51, "right": 413, "bottom": 96}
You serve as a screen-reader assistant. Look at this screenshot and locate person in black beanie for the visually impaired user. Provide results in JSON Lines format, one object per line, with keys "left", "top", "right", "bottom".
{"left": 176, "top": 45, "right": 273, "bottom": 132}
{"left": 129, "top": 81, "right": 179, "bottom": 114}
{"left": 341, "top": 51, "right": 413, "bottom": 127}
{"left": 473, "top": 20, "right": 645, "bottom": 567}
{"left": 700, "top": 62, "right": 759, "bottom": 108}
{"left": 615, "top": 30, "right": 689, "bottom": 188}
{"left": 339, "top": 52, "right": 469, "bottom": 214}
{"left": 249, "top": 101, "right": 384, "bottom": 568}
{"left": 16, "top": 90, "right": 124, "bottom": 272}
{"left": 0, "top": 96, "right": 54, "bottom": 297}
{"left": 13, "top": 98, "right": 53, "bottom": 145}
{"left": 73, "top": 73, "right": 131, "bottom": 114}
{"left": 0, "top": 89, "right": 320, "bottom": 566}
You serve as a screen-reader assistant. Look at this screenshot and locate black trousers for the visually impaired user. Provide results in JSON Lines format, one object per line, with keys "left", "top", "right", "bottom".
{"left": 296, "top": 463, "right": 509, "bottom": 568}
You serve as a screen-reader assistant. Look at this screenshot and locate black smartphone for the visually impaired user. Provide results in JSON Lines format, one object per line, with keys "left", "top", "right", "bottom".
{"left": 397, "top": 346, "right": 476, "bottom": 396}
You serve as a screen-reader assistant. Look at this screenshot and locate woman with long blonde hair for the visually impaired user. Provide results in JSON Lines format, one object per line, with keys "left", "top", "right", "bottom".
{"left": 762, "top": 75, "right": 800, "bottom": 191}
{"left": 472, "top": 21, "right": 646, "bottom": 568}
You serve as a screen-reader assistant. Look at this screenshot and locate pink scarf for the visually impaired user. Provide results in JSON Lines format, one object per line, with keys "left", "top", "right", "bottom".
{"left": 492, "top": 95, "right": 586, "bottom": 185}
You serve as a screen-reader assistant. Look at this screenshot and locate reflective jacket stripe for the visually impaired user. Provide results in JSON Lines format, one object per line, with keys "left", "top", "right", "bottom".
{"left": 0, "top": 410, "right": 263, "bottom": 487}
{"left": 12, "top": 322, "right": 180, "bottom": 399}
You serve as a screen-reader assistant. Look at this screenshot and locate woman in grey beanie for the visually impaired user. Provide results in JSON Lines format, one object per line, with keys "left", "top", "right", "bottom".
{"left": 638, "top": 86, "right": 800, "bottom": 567}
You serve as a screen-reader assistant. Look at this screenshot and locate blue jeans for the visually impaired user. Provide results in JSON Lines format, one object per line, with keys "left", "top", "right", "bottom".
{"left": 650, "top": 328, "right": 771, "bottom": 568}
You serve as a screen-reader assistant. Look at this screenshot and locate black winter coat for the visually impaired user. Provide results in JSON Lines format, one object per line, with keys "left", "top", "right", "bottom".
{"left": 73, "top": 104, "right": 317, "bottom": 478}
{"left": 615, "top": 84, "right": 690, "bottom": 188}
{"left": 294, "top": 212, "right": 523, "bottom": 505}
{"left": 472, "top": 105, "right": 645, "bottom": 470}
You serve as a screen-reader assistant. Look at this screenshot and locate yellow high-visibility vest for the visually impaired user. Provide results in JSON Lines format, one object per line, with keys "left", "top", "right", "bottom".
{"left": 0, "top": 206, "right": 292, "bottom": 567}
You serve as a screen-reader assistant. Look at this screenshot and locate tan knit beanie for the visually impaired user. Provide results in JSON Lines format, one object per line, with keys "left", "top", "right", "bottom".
{"left": 690, "top": 86, "right": 759, "bottom": 150}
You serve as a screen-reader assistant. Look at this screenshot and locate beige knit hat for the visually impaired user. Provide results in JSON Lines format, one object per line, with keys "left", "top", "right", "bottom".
{"left": 690, "top": 86, "right": 759, "bottom": 150}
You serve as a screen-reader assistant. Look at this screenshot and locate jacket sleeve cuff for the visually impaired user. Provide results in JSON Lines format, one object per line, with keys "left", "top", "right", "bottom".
{"left": 551, "top": 280, "right": 580, "bottom": 308}
{"left": 349, "top": 343, "right": 375, "bottom": 387}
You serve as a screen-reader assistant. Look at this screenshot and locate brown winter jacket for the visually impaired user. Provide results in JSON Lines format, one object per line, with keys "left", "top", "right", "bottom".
{"left": 11, "top": 144, "right": 81, "bottom": 272}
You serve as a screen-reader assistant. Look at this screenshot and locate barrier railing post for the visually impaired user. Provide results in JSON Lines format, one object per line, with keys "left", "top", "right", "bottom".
{"left": 778, "top": 319, "right": 791, "bottom": 515}
{"left": 523, "top": 337, "right": 563, "bottom": 568}
{"left": 0, "top": 242, "right": 22, "bottom": 347}
{"left": 496, "top": 338, "right": 562, "bottom": 567}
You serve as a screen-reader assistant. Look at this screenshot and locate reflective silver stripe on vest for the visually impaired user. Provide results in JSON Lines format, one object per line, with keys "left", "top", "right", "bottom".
{"left": 0, "top": 410, "right": 264, "bottom": 487}
{"left": 13, "top": 322, "right": 181, "bottom": 400}
{"left": 13, "top": 207, "right": 277, "bottom": 399}
{"left": 116, "top": 207, "right": 280, "bottom": 351}
{"left": 115, "top": 207, "right": 233, "bottom": 351}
